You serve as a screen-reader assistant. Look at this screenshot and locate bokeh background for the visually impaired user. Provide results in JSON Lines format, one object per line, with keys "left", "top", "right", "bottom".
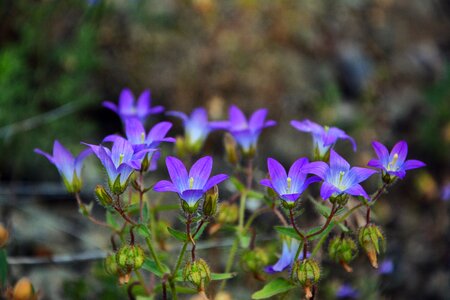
{"left": 1, "top": 0, "right": 449, "bottom": 299}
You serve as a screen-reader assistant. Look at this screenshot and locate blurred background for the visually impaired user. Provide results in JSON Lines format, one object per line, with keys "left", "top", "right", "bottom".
{"left": 0, "top": 0, "right": 449, "bottom": 299}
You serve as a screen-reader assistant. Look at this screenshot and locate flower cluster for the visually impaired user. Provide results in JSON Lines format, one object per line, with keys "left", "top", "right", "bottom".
{"left": 34, "top": 87, "right": 426, "bottom": 300}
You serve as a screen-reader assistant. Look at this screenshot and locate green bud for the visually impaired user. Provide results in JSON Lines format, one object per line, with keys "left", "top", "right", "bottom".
{"left": 291, "top": 259, "right": 320, "bottom": 299}
{"left": 203, "top": 185, "right": 219, "bottom": 217}
{"left": 240, "top": 248, "right": 269, "bottom": 273}
{"left": 183, "top": 259, "right": 211, "bottom": 291}
{"left": 358, "top": 224, "right": 385, "bottom": 268}
{"left": 116, "top": 245, "right": 145, "bottom": 272}
{"left": 181, "top": 199, "right": 201, "bottom": 214}
{"left": 223, "top": 133, "right": 239, "bottom": 166}
{"left": 217, "top": 203, "right": 239, "bottom": 224}
{"left": 95, "top": 185, "right": 113, "bottom": 207}
{"left": 281, "top": 199, "right": 296, "bottom": 209}
{"left": 328, "top": 237, "right": 358, "bottom": 272}
{"left": 382, "top": 172, "right": 397, "bottom": 185}
{"left": 104, "top": 253, "right": 119, "bottom": 276}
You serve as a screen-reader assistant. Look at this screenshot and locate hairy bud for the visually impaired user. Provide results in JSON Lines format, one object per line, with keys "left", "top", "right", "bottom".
{"left": 358, "top": 224, "right": 385, "bottom": 268}
{"left": 223, "top": 133, "right": 239, "bottom": 166}
{"left": 13, "top": 278, "right": 34, "bottom": 300}
{"left": 291, "top": 259, "right": 320, "bottom": 299}
{"left": 116, "top": 245, "right": 145, "bottom": 273}
{"left": 328, "top": 237, "right": 358, "bottom": 272}
{"left": 240, "top": 248, "right": 269, "bottom": 273}
{"left": 95, "top": 185, "right": 113, "bottom": 207}
{"left": 183, "top": 259, "right": 211, "bottom": 291}
{"left": 203, "top": 185, "right": 219, "bottom": 217}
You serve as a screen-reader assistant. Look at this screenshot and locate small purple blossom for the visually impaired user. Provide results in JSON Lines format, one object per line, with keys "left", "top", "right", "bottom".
{"left": 265, "top": 239, "right": 309, "bottom": 274}
{"left": 103, "top": 88, "right": 164, "bottom": 122}
{"left": 378, "top": 259, "right": 394, "bottom": 275}
{"left": 368, "top": 141, "right": 426, "bottom": 179}
{"left": 442, "top": 184, "right": 450, "bottom": 202}
{"left": 153, "top": 156, "right": 228, "bottom": 206}
{"left": 336, "top": 284, "right": 359, "bottom": 299}
{"left": 226, "top": 105, "right": 276, "bottom": 154}
{"left": 303, "top": 150, "right": 377, "bottom": 200}
{"left": 84, "top": 138, "right": 155, "bottom": 194}
{"left": 167, "top": 107, "right": 228, "bottom": 152}
{"left": 260, "top": 157, "right": 321, "bottom": 203}
{"left": 290, "top": 119, "right": 356, "bottom": 159}
{"left": 35, "top": 141, "right": 92, "bottom": 193}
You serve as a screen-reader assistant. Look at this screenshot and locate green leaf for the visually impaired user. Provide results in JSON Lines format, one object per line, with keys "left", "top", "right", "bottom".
{"left": 167, "top": 226, "right": 187, "bottom": 242}
{"left": 142, "top": 259, "right": 170, "bottom": 278}
{"left": 211, "top": 272, "right": 236, "bottom": 281}
{"left": 106, "top": 211, "right": 120, "bottom": 231}
{"left": 154, "top": 204, "right": 180, "bottom": 212}
{"left": 239, "top": 231, "right": 251, "bottom": 248}
{"left": 311, "top": 200, "right": 332, "bottom": 217}
{"left": 0, "top": 249, "right": 7, "bottom": 288}
{"left": 136, "top": 224, "right": 152, "bottom": 238}
{"left": 193, "top": 222, "right": 208, "bottom": 240}
{"left": 251, "top": 278, "right": 295, "bottom": 299}
{"left": 136, "top": 296, "right": 154, "bottom": 300}
{"left": 153, "top": 284, "right": 197, "bottom": 294}
{"left": 273, "top": 226, "right": 303, "bottom": 240}
{"left": 230, "top": 176, "right": 245, "bottom": 192}
{"left": 306, "top": 221, "right": 336, "bottom": 241}
{"left": 247, "top": 190, "right": 264, "bottom": 199}
{"left": 142, "top": 202, "right": 149, "bottom": 223}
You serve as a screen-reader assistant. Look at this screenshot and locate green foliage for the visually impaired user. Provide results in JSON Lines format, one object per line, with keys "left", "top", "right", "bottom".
{"left": 251, "top": 278, "right": 296, "bottom": 299}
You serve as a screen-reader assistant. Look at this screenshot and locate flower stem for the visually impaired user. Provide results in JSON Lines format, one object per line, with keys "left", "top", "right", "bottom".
{"left": 145, "top": 237, "right": 164, "bottom": 273}
{"left": 238, "top": 191, "right": 247, "bottom": 232}
{"left": 219, "top": 236, "right": 239, "bottom": 291}
{"left": 306, "top": 203, "right": 337, "bottom": 239}
{"left": 74, "top": 192, "right": 114, "bottom": 230}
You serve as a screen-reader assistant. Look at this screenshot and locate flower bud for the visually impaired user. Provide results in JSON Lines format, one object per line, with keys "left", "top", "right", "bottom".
{"left": 358, "top": 224, "right": 385, "bottom": 268}
{"left": 13, "top": 277, "right": 34, "bottom": 300}
{"left": 0, "top": 224, "right": 9, "bottom": 248}
{"left": 328, "top": 237, "right": 358, "bottom": 272}
{"left": 382, "top": 172, "right": 397, "bottom": 185}
{"left": 217, "top": 203, "right": 239, "bottom": 224}
{"left": 203, "top": 185, "right": 219, "bottom": 217}
{"left": 181, "top": 199, "right": 201, "bottom": 214}
{"left": 116, "top": 245, "right": 145, "bottom": 273}
{"left": 223, "top": 133, "right": 239, "bottom": 166}
{"left": 95, "top": 185, "right": 113, "bottom": 207}
{"left": 104, "top": 253, "right": 119, "bottom": 276}
{"left": 240, "top": 248, "right": 269, "bottom": 273}
{"left": 175, "top": 136, "right": 188, "bottom": 158}
{"left": 183, "top": 259, "right": 211, "bottom": 291}
{"left": 291, "top": 259, "right": 320, "bottom": 299}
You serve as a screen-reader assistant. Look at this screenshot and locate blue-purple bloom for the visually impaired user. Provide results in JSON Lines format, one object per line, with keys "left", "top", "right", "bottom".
{"left": 303, "top": 150, "right": 377, "bottom": 200}
{"left": 336, "top": 284, "right": 359, "bottom": 299}
{"left": 84, "top": 138, "right": 155, "bottom": 194}
{"left": 378, "top": 259, "right": 394, "bottom": 275}
{"left": 35, "top": 141, "right": 92, "bottom": 193}
{"left": 166, "top": 107, "right": 228, "bottom": 152}
{"left": 368, "top": 141, "right": 426, "bottom": 180}
{"left": 153, "top": 156, "right": 228, "bottom": 207}
{"left": 260, "top": 157, "right": 321, "bottom": 203}
{"left": 290, "top": 119, "right": 356, "bottom": 160}
{"left": 103, "top": 88, "right": 164, "bottom": 122}
{"left": 442, "top": 184, "right": 450, "bottom": 202}
{"left": 226, "top": 105, "right": 276, "bottom": 155}
{"left": 265, "top": 239, "right": 309, "bottom": 274}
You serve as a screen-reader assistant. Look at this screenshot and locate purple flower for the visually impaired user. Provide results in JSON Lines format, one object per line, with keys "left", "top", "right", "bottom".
{"left": 226, "top": 105, "right": 276, "bottom": 155}
{"left": 153, "top": 156, "right": 228, "bottom": 207}
{"left": 35, "top": 141, "right": 92, "bottom": 193}
{"left": 378, "top": 259, "right": 394, "bottom": 275}
{"left": 260, "top": 157, "right": 321, "bottom": 203}
{"left": 167, "top": 107, "right": 228, "bottom": 153}
{"left": 84, "top": 138, "right": 155, "bottom": 194}
{"left": 336, "top": 284, "right": 359, "bottom": 299}
{"left": 290, "top": 119, "right": 356, "bottom": 160}
{"left": 265, "top": 239, "right": 308, "bottom": 274}
{"left": 442, "top": 184, "right": 450, "bottom": 202}
{"left": 103, "top": 88, "right": 164, "bottom": 122}
{"left": 368, "top": 141, "right": 426, "bottom": 180}
{"left": 303, "top": 150, "right": 377, "bottom": 200}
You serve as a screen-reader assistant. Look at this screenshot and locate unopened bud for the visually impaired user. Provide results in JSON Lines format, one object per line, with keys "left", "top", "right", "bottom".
{"left": 183, "top": 259, "right": 211, "bottom": 291}
{"left": 0, "top": 224, "right": 9, "bottom": 248}
{"left": 217, "top": 203, "right": 239, "bottom": 224}
{"left": 224, "top": 133, "right": 239, "bottom": 165}
{"left": 328, "top": 237, "right": 358, "bottom": 272}
{"left": 240, "top": 248, "right": 269, "bottom": 273}
{"left": 203, "top": 186, "right": 219, "bottom": 217}
{"left": 95, "top": 185, "right": 113, "bottom": 207}
{"left": 358, "top": 224, "right": 385, "bottom": 268}
{"left": 13, "top": 278, "right": 34, "bottom": 300}
{"left": 329, "top": 193, "right": 349, "bottom": 206}
{"left": 116, "top": 245, "right": 145, "bottom": 273}
{"left": 291, "top": 259, "right": 320, "bottom": 299}
{"left": 382, "top": 172, "right": 397, "bottom": 185}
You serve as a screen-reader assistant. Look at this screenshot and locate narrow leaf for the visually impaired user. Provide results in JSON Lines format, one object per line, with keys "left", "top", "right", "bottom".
{"left": 167, "top": 226, "right": 187, "bottom": 242}
{"left": 211, "top": 273, "right": 236, "bottom": 281}
{"left": 136, "top": 224, "right": 152, "bottom": 238}
{"left": 0, "top": 249, "right": 7, "bottom": 288}
{"left": 251, "top": 278, "right": 295, "bottom": 299}
{"left": 142, "top": 259, "right": 170, "bottom": 278}
{"left": 273, "top": 226, "right": 303, "bottom": 241}
{"left": 230, "top": 176, "right": 245, "bottom": 192}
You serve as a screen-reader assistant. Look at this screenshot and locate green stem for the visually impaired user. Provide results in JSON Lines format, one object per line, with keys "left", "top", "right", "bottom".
{"left": 219, "top": 237, "right": 239, "bottom": 291}
{"left": 293, "top": 240, "right": 304, "bottom": 262}
{"left": 337, "top": 203, "right": 364, "bottom": 223}
{"left": 172, "top": 242, "right": 188, "bottom": 279}
{"left": 238, "top": 191, "right": 247, "bottom": 231}
{"left": 169, "top": 279, "right": 178, "bottom": 300}
{"left": 311, "top": 230, "right": 329, "bottom": 257}
{"left": 145, "top": 237, "right": 164, "bottom": 273}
